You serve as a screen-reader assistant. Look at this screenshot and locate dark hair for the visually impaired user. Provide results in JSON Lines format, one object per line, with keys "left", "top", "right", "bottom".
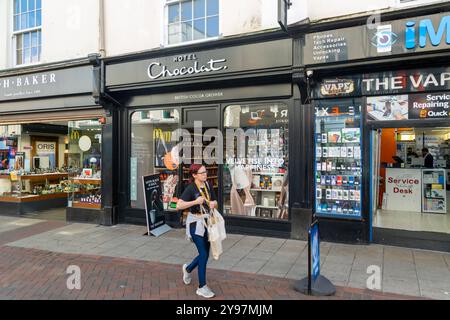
{"left": 422, "top": 148, "right": 429, "bottom": 153}
{"left": 188, "top": 164, "right": 204, "bottom": 183}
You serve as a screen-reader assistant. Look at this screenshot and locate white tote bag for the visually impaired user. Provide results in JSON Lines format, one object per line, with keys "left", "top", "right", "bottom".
{"left": 202, "top": 207, "right": 227, "bottom": 260}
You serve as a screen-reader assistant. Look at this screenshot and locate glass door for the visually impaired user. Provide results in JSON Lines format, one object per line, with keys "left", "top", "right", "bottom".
{"left": 370, "top": 129, "right": 382, "bottom": 240}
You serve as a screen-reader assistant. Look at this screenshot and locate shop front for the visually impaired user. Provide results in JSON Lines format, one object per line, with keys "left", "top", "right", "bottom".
{"left": 0, "top": 61, "right": 115, "bottom": 225}
{"left": 104, "top": 35, "right": 301, "bottom": 237}
{"left": 300, "top": 9, "right": 450, "bottom": 251}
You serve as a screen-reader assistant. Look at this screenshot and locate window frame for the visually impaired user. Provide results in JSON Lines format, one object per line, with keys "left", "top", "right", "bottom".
{"left": 396, "top": 0, "right": 442, "bottom": 7}
{"left": 12, "top": 0, "right": 42, "bottom": 67}
{"left": 164, "top": 0, "right": 220, "bottom": 47}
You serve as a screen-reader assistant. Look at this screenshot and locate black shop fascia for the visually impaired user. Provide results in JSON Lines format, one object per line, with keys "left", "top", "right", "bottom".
{"left": 102, "top": 34, "right": 302, "bottom": 238}
{"left": 296, "top": 7, "right": 450, "bottom": 250}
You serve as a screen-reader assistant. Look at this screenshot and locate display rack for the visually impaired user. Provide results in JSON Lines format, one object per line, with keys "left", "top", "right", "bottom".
{"left": 422, "top": 169, "right": 447, "bottom": 214}
{"left": 181, "top": 129, "right": 218, "bottom": 190}
{"left": 314, "top": 113, "right": 362, "bottom": 219}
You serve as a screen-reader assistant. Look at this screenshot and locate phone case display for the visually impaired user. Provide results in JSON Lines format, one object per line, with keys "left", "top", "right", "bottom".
{"left": 422, "top": 169, "right": 447, "bottom": 213}
{"left": 315, "top": 113, "right": 362, "bottom": 219}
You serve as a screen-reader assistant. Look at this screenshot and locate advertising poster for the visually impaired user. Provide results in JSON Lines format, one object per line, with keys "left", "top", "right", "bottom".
{"left": 153, "top": 128, "right": 176, "bottom": 169}
{"left": 35, "top": 141, "right": 56, "bottom": 169}
{"left": 366, "top": 95, "right": 409, "bottom": 121}
{"left": 408, "top": 93, "right": 450, "bottom": 119}
{"left": 310, "top": 222, "right": 320, "bottom": 282}
{"left": 142, "top": 174, "right": 165, "bottom": 233}
{"left": 14, "top": 152, "right": 25, "bottom": 170}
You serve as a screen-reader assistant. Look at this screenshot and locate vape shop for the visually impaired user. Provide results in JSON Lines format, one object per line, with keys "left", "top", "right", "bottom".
{"left": 301, "top": 9, "right": 450, "bottom": 250}
{"left": 310, "top": 67, "right": 450, "bottom": 250}
{"left": 0, "top": 62, "right": 114, "bottom": 225}
{"left": 104, "top": 36, "right": 297, "bottom": 236}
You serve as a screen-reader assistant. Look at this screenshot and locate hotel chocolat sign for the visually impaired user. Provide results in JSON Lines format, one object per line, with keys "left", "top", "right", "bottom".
{"left": 303, "top": 12, "right": 450, "bottom": 65}
{"left": 147, "top": 54, "right": 228, "bottom": 80}
{"left": 106, "top": 39, "right": 293, "bottom": 88}
{"left": 0, "top": 65, "right": 93, "bottom": 101}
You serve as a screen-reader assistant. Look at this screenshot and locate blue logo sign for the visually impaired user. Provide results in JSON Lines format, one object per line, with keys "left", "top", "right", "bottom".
{"left": 406, "top": 15, "right": 450, "bottom": 49}
{"left": 311, "top": 223, "right": 320, "bottom": 282}
{"left": 371, "top": 26, "right": 398, "bottom": 53}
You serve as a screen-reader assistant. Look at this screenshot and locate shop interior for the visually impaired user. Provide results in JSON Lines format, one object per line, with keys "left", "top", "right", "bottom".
{"left": 372, "top": 127, "right": 450, "bottom": 234}
{"left": 0, "top": 119, "right": 103, "bottom": 220}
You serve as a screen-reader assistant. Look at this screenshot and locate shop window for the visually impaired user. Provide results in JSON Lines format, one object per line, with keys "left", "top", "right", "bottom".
{"left": 314, "top": 99, "right": 363, "bottom": 219}
{"left": 167, "top": 0, "right": 219, "bottom": 45}
{"left": 0, "top": 120, "right": 102, "bottom": 212}
{"left": 13, "top": 0, "right": 42, "bottom": 65}
{"left": 130, "top": 109, "right": 180, "bottom": 210}
{"left": 67, "top": 119, "right": 103, "bottom": 210}
{"left": 223, "top": 103, "right": 289, "bottom": 220}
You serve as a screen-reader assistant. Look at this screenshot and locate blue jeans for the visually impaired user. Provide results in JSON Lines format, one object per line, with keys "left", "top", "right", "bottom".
{"left": 186, "top": 222, "right": 210, "bottom": 288}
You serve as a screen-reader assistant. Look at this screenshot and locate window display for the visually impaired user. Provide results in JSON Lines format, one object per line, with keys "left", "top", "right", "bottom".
{"left": 0, "top": 120, "right": 103, "bottom": 212}
{"left": 130, "top": 109, "right": 180, "bottom": 210}
{"left": 223, "top": 103, "right": 289, "bottom": 220}
{"left": 67, "top": 119, "right": 103, "bottom": 210}
{"left": 314, "top": 100, "right": 362, "bottom": 219}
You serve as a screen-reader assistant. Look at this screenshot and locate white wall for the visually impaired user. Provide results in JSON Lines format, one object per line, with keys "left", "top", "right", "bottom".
{"left": 0, "top": 0, "right": 11, "bottom": 70}
{"left": 104, "top": 0, "right": 163, "bottom": 57}
{"left": 307, "top": 0, "right": 391, "bottom": 22}
{"left": 41, "top": 0, "right": 100, "bottom": 63}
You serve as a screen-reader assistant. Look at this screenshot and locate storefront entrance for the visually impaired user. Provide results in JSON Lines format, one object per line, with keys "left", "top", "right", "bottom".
{"left": 370, "top": 127, "right": 450, "bottom": 235}
{"left": 0, "top": 118, "right": 104, "bottom": 222}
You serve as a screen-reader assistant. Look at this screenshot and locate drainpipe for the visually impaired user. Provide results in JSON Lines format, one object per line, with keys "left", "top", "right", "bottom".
{"left": 99, "top": 0, "right": 106, "bottom": 57}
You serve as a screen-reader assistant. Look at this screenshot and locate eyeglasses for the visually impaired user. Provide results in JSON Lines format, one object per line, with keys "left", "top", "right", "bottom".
{"left": 196, "top": 171, "right": 207, "bottom": 175}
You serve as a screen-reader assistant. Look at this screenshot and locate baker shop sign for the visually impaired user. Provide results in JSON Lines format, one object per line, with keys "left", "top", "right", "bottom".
{"left": 147, "top": 53, "right": 228, "bottom": 80}
{"left": 0, "top": 72, "right": 56, "bottom": 98}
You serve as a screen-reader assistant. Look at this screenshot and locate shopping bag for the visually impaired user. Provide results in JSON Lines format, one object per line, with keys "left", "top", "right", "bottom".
{"left": 211, "top": 209, "right": 226, "bottom": 241}
{"left": 201, "top": 206, "right": 226, "bottom": 260}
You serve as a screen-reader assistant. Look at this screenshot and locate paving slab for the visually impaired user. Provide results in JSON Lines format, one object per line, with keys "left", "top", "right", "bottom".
{"left": 231, "top": 258, "right": 268, "bottom": 273}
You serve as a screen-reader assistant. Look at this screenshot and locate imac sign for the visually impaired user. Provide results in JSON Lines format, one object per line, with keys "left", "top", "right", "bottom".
{"left": 406, "top": 15, "right": 450, "bottom": 49}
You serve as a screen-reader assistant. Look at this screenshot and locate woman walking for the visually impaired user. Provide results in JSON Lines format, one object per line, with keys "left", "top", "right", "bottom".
{"left": 176, "top": 164, "right": 218, "bottom": 298}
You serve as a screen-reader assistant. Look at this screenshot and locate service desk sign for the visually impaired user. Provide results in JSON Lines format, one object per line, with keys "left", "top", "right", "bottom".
{"left": 142, "top": 174, "right": 171, "bottom": 237}
{"left": 385, "top": 168, "right": 422, "bottom": 213}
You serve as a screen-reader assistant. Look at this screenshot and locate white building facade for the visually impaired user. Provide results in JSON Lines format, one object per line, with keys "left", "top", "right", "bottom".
{"left": 0, "top": 0, "right": 447, "bottom": 70}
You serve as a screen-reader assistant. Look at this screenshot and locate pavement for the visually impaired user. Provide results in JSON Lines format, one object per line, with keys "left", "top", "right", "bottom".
{"left": 0, "top": 215, "right": 449, "bottom": 300}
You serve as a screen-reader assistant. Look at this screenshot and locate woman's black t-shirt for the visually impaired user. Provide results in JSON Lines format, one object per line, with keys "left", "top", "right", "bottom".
{"left": 180, "top": 182, "right": 217, "bottom": 213}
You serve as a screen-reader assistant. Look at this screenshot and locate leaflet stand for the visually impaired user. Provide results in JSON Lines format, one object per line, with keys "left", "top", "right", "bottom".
{"left": 294, "top": 219, "right": 336, "bottom": 296}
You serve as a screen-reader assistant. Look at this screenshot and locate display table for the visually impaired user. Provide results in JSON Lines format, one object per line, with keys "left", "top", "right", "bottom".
{"left": 0, "top": 173, "right": 69, "bottom": 214}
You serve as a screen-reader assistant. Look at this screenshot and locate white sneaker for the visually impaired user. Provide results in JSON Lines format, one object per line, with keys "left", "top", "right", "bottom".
{"left": 196, "top": 285, "right": 215, "bottom": 298}
{"left": 182, "top": 264, "right": 192, "bottom": 285}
